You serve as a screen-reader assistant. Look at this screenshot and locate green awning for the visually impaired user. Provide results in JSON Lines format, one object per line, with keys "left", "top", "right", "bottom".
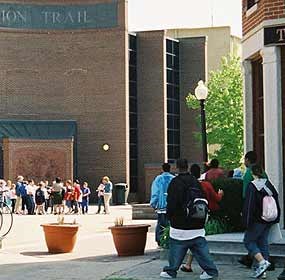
{"left": 0, "top": 120, "right": 77, "bottom": 139}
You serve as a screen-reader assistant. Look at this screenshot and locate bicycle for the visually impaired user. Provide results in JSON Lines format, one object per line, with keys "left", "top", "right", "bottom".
{"left": 0, "top": 191, "right": 13, "bottom": 239}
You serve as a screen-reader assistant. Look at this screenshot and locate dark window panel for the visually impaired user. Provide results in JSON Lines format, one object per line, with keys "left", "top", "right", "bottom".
{"left": 167, "top": 69, "right": 174, "bottom": 84}
{"left": 173, "top": 116, "right": 180, "bottom": 130}
{"left": 166, "top": 39, "right": 173, "bottom": 53}
{"left": 129, "top": 50, "right": 137, "bottom": 65}
{"left": 167, "top": 54, "right": 174, "bottom": 68}
{"left": 167, "top": 100, "right": 174, "bottom": 114}
{"left": 129, "top": 65, "right": 137, "bottom": 82}
{"left": 247, "top": 0, "right": 256, "bottom": 9}
{"left": 130, "top": 129, "right": 137, "bottom": 144}
{"left": 167, "top": 116, "right": 174, "bottom": 129}
{"left": 130, "top": 144, "right": 138, "bottom": 159}
{"left": 130, "top": 176, "right": 138, "bottom": 192}
{"left": 174, "top": 70, "right": 180, "bottom": 85}
{"left": 173, "top": 41, "right": 179, "bottom": 56}
{"left": 174, "top": 56, "right": 179, "bottom": 69}
{"left": 130, "top": 159, "right": 138, "bottom": 175}
{"left": 129, "top": 35, "right": 137, "bottom": 50}
{"left": 174, "top": 86, "right": 180, "bottom": 100}
{"left": 129, "top": 81, "right": 137, "bottom": 97}
{"left": 168, "top": 145, "right": 174, "bottom": 159}
{"left": 129, "top": 96, "right": 137, "bottom": 113}
{"left": 130, "top": 113, "right": 137, "bottom": 128}
{"left": 173, "top": 145, "right": 180, "bottom": 159}
{"left": 167, "top": 84, "right": 174, "bottom": 99}
{"left": 173, "top": 100, "right": 180, "bottom": 114}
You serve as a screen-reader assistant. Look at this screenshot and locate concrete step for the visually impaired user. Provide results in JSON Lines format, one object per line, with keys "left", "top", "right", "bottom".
{"left": 132, "top": 204, "right": 156, "bottom": 220}
{"left": 160, "top": 232, "right": 285, "bottom": 267}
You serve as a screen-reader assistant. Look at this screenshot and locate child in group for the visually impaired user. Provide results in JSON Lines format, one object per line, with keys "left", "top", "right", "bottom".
{"left": 81, "top": 182, "right": 91, "bottom": 214}
{"left": 35, "top": 182, "right": 46, "bottom": 215}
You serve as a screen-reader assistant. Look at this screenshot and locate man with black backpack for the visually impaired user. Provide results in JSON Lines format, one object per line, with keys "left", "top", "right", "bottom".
{"left": 160, "top": 159, "right": 218, "bottom": 279}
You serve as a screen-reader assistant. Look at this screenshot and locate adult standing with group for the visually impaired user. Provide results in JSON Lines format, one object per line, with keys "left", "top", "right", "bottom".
{"left": 150, "top": 162, "right": 175, "bottom": 247}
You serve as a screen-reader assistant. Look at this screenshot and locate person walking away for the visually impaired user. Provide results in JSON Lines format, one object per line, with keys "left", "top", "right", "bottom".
{"left": 160, "top": 159, "right": 218, "bottom": 279}
{"left": 243, "top": 151, "right": 268, "bottom": 198}
{"left": 205, "top": 159, "right": 225, "bottom": 181}
{"left": 150, "top": 162, "right": 175, "bottom": 246}
{"left": 35, "top": 182, "right": 46, "bottom": 215}
{"left": 72, "top": 180, "right": 81, "bottom": 214}
{"left": 96, "top": 181, "right": 105, "bottom": 214}
{"left": 81, "top": 182, "right": 91, "bottom": 214}
{"left": 242, "top": 164, "right": 280, "bottom": 279}
{"left": 26, "top": 179, "right": 36, "bottom": 215}
{"left": 15, "top": 176, "right": 24, "bottom": 214}
{"left": 64, "top": 180, "right": 73, "bottom": 214}
{"left": 51, "top": 177, "right": 64, "bottom": 215}
{"left": 19, "top": 181, "right": 29, "bottom": 214}
{"left": 103, "top": 176, "right": 112, "bottom": 214}
{"left": 181, "top": 164, "right": 224, "bottom": 273}
{"left": 240, "top": 151, "right": 269, "bottom": 269}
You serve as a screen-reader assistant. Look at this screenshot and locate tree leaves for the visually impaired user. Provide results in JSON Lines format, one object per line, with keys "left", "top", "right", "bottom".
{"left": 186, "top": 55, "right": 243, "bottom": 169}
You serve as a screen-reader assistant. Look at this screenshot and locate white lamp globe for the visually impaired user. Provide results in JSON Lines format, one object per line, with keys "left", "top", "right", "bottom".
{"left": 194, "top": 80, "right": 208, "bottom": 100}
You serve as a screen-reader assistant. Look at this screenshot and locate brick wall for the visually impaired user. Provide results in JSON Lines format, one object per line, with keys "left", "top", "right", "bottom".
{"left": 243, "top": 0, "right": 285, "bottom": 35}
{"left": 0, "top": 0, "right": 129, "bottom": 192}
{"left": 136, "top": 31, "right": 167, "bottom": 202}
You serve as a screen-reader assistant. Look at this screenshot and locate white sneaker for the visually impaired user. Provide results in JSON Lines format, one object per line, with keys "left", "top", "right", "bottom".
{"left": 251, "top": 260, "right": 271, "bottom": 278}
{"left": 200, "top": 271, "right": 214, "bottom": 279}
{"left": 261, "top": 272, "right": 267, "bottom": 279}
{"left": 160, "top": 271, "right": 173, "bottom": 278}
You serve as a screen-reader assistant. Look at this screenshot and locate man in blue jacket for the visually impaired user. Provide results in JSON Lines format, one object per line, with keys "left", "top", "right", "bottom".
{"left": 150, "top": 163, "right": 174, "bottom": 246}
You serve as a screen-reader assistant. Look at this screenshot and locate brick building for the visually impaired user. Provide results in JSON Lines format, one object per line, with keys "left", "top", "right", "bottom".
{"left": 0, "top": 0, "right": 240, "bottom": 202}
{"left": 242, "top": 0, "right": 285, "bottom": 226}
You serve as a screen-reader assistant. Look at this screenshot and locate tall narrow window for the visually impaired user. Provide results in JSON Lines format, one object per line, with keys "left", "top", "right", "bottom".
{"left": 166, "top": 39, "right": 180, "bottom": 163}
{"left": 129, "top": 34, "right": 138, "bottom": 192}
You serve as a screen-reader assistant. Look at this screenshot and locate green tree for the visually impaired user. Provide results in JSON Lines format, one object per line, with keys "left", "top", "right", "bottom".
{"left": 186, "top": 56, "right": 243, "bottom": 169}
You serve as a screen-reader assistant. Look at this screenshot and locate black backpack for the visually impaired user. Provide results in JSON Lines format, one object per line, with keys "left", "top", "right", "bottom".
{"left": 179, "top": 177, "right": 209, "bottom": 227}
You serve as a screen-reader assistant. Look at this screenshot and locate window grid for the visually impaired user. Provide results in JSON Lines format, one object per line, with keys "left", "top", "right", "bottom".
{"left": 129, "top": 34, "right": 138, "bottom": 192}
{"left": 166, "top": 39, "right": 180, "bottom": 163}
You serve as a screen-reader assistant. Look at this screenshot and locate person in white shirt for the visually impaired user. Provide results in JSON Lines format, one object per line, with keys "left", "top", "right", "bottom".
{"left": 160, "top": 159, "right": 218, "bottom": 280}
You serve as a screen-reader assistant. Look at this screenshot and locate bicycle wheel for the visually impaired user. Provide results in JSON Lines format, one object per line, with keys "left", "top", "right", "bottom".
{"left": 0, "top": 202, "right": 13, "bottom": 238}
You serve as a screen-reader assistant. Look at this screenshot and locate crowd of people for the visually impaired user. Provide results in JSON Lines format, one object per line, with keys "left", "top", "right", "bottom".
{"left": 0, "top": 175, "right": 113, "bottom": 215}
{"left": 150, "top": 151, "right": 282, "bottom": 279}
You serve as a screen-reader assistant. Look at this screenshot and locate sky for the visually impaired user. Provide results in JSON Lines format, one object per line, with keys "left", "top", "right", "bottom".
{"left": 128, "top": 0, "right": 242, "bottom": 38}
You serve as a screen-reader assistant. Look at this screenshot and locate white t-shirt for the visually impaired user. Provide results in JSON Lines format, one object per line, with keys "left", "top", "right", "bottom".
{"left": 170, "top": 227, "right": 205, "bottom": 241}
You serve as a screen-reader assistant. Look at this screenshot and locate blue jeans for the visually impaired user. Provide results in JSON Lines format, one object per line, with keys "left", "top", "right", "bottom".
{"left": 156, "top": 213, "right": 169, "bottom": 245}
{"left": 163, "top": 237, "right": 218, "bottom": 278}
{"left": 244, "top": 223, "right": 271, "bottom": 260}
{"left": 81, "top": 199, "right": 89, "bottom": 214}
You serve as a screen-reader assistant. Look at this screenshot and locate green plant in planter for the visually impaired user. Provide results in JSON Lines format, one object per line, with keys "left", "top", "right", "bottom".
{"left": 160, "top": 225, "right": 170, "bottom": 249}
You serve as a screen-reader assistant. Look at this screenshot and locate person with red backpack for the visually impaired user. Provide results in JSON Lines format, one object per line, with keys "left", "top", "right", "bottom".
{"left": 242, "top": 164, "right": 281, "bottom": 279}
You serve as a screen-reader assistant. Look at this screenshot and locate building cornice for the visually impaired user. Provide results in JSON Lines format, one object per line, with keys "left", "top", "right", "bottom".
{"left": 243, "top": 18, "right": 285, "bottom": 43}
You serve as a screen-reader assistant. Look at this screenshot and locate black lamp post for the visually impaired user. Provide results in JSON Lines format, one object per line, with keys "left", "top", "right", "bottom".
{"left": 195, "top": 80, "right": 209, "bottom": 164}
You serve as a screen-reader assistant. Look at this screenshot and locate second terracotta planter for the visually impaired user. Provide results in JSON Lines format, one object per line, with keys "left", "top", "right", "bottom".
{"left": 109, "top": 224, "right": 150, "bottom": 256}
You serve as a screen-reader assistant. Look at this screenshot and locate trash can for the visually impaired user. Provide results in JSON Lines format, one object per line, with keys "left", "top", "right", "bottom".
{"left": 114, "top": 183, "right": 129, "bottom": 205}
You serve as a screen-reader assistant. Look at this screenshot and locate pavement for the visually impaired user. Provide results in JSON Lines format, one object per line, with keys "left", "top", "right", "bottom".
{"left": 0, "top": 205, "right": 283, "bottom": 280}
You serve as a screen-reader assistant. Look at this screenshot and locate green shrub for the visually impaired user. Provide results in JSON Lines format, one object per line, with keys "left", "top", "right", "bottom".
{"left": 210, "top": 178, "right": 244, "bottom": 232}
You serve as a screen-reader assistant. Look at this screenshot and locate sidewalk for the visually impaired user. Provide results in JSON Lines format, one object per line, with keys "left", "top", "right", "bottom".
{"left": 0, "top": 205, "right": 283, "bottom": 280}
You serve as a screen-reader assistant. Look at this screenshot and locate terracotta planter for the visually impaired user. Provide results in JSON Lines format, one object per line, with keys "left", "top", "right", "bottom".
{"left": 109, "top": 224, "right": 151, "bottom": 256}
{"left": 41, "top": 223, "right": 79, "bottom": 253}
